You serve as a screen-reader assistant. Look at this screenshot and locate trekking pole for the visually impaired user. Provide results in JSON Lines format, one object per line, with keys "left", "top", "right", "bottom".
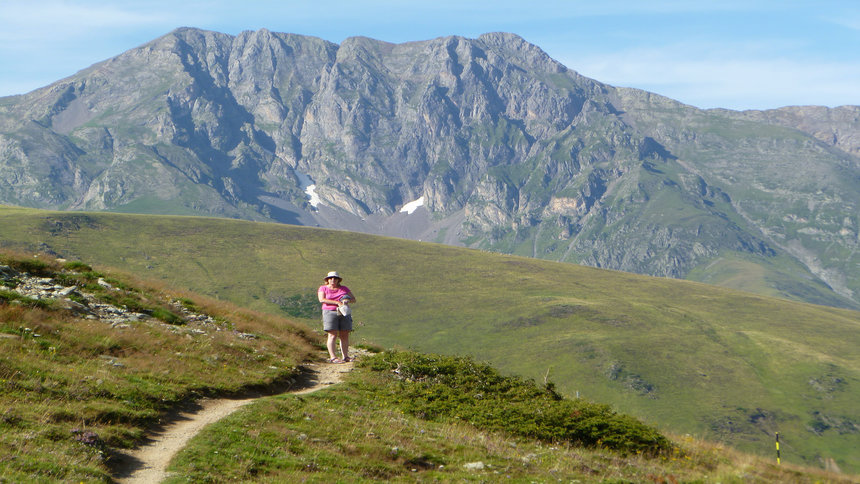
{"left": 775, "top": 432, "right": 780, "bottom": 465}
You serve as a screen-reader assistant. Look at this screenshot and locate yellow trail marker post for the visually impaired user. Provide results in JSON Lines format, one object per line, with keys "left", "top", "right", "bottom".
{"left": 776, "top": 432, "right": 781, "bottom": 465}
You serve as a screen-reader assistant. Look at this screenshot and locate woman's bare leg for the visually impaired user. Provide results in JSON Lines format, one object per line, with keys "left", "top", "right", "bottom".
{"left": 326, "top": 331, "right": 339, "bottom": 360}
{"left": 339, "top": 330, "right": 350, "bottom": 360}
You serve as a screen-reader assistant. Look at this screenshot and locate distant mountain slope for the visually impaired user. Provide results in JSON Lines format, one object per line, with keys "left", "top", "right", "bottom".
{"left": 1, "top": 207, "right": 858, "bottom": 473}
{"left": 0, "top": 28, "right": 858, "bottom": 309}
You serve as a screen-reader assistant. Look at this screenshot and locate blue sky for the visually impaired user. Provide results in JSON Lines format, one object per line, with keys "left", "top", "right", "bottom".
{"left": 1, "top": 0, "right": 858, "bottom": 110}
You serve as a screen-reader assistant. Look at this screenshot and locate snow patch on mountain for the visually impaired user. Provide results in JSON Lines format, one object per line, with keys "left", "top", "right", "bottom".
{"left": 400, "top": 196, "right": 424, "bottom": 215}
{"left": 296, "top": 172, "right": 321, "bottom": 208}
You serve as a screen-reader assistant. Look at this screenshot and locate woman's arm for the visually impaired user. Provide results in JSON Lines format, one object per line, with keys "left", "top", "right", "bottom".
{"left": 318, "top": 290, "right": 341, "bottom": 306}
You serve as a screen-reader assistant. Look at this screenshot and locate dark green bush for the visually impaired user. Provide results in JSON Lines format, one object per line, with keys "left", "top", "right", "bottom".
{"left": 104, "top": 277, "right": 130, "bottom": 290}
{"left": 51, "top": 273, "right": 77, "bottom": 287}
{"left": 116, "top": 297, "right": 148, "bottom": 313}
{"left": 80, "top": 271, "right": 104, "bottom": 281}
{"left": 52, "top": 270, "right": 103, "bottom": 288}
{"left": 361, "top": 351, "right": 672, "bottom": 456}
{"left": 151, "top": 307, "right": 184, "bottom": 325}
{"left": 0, "top": 290, "right": 54, "bottom": 310}
{"left": 177, "top": 298, "right": 198, "bottom": 312}
{"left": 63, "top": 261, "right": 92, "bottom": 272}
{"left": 6, "top": 258, "right": 52, "bottom": 276}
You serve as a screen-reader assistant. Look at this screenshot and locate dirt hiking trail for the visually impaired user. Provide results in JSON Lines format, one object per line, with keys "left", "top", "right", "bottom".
{"left": 111, "top": 356, "right": 358, "bottom": 483}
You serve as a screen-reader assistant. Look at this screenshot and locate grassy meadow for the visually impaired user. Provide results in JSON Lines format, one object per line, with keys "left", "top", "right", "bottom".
{"left": 167, "top": 351, "right": 852, "bottom": 483}
{"left": 2, "top": 256, "right": 849, "bottom": 484}
{"left": 0, "top": 249, "right": 319, "bottom": 481}
{"left": 1, "top": 205, "right": 859, "bottom": 475}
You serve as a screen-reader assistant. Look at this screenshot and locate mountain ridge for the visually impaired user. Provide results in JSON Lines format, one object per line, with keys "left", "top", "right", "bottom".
{"left": 1, "top": 27, "right": 858, "bottom": 309}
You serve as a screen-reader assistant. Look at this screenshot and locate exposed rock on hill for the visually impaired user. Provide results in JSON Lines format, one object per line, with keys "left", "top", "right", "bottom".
{"left": 0, "top": 262, "right": 247, "bottom": 338}
{"left": 0, "top": 28, "right": 858, "bottom": 308}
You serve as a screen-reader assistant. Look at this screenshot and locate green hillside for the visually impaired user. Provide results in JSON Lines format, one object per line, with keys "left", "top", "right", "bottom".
{"left": 0, "top": 250, "right": 851, "bottom": 483}
{"left": 1, "top": 205, "right": 858, "bottom": 474}
{"left": 0, "top": 250, "right": 319, "bottom": 481}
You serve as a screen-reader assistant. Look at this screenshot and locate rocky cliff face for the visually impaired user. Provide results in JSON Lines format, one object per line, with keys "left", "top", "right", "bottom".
{"left": 1, "top": 28, "right": 858, "bottom": 309}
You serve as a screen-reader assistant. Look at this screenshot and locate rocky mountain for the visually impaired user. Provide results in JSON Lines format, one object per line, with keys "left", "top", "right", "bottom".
{"left": 1, "top": 28, "right": 858, "bottom": 308}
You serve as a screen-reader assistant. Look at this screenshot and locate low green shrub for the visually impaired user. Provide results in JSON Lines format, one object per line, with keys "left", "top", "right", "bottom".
{"left": 177, "top": 297, "right": 198, "bottom": 312}
{"left": 79, "top": 270, "right": 104, "bottom": 280}
{"left": 0, "top": 290, "right": 53, "bottom": 310}
{"left": 150, "top": 307, "right": 184, "bottom": 325}
{"left": 52, "top": 270, "right": 103, "bottom": 288}
{"left": 360, "top": 351, "right": 672, "bottom": 456}
{"left": 5, "top": 258, "right": 53, "bottom": 276}
{"left": 63, "top": 261, "right": 93, "bottom": 272}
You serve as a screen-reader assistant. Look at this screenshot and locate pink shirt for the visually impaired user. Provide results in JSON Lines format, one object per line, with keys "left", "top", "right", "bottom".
{"left": 319, "top": 285, "right": 351, "bottom": 311}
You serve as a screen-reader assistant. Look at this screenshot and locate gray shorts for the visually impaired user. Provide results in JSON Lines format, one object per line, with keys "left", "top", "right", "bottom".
{"left": 323, "top": 309, "right": 353, "bottom": 332}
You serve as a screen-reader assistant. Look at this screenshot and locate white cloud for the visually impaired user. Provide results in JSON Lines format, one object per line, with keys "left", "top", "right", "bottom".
{"left": 823, "top": 14, "right": 860, "bottom": 32}
{"left": 0, "top": 0, "right": 194, "bottom": 95}
{"left": 0, "top": 1, "right": 177, "bottom": 41}
{"left": 563, "top": 44, "right": 860, "bottom": 110}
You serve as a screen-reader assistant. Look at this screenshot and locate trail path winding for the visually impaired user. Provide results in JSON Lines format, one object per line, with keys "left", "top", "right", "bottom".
{"left": 111, "top": 358, "right": 355, "bottom": 483}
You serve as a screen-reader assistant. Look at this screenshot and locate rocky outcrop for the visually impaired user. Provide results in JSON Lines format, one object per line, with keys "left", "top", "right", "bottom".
{"left": 0, "top": 263, "right": 253, "bottom": 338}
{"left": 735, "top": 105, "right": 860, "bottom": 157}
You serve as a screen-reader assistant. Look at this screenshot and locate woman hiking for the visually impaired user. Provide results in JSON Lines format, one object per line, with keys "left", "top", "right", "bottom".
{"left": 318, "top": 271, "right": 356, "bottom": 363}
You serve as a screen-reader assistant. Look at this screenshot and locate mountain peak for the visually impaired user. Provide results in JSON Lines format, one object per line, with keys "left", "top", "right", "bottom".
{"left": 0, "top": 28, "right": 858, "bottom": 310}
